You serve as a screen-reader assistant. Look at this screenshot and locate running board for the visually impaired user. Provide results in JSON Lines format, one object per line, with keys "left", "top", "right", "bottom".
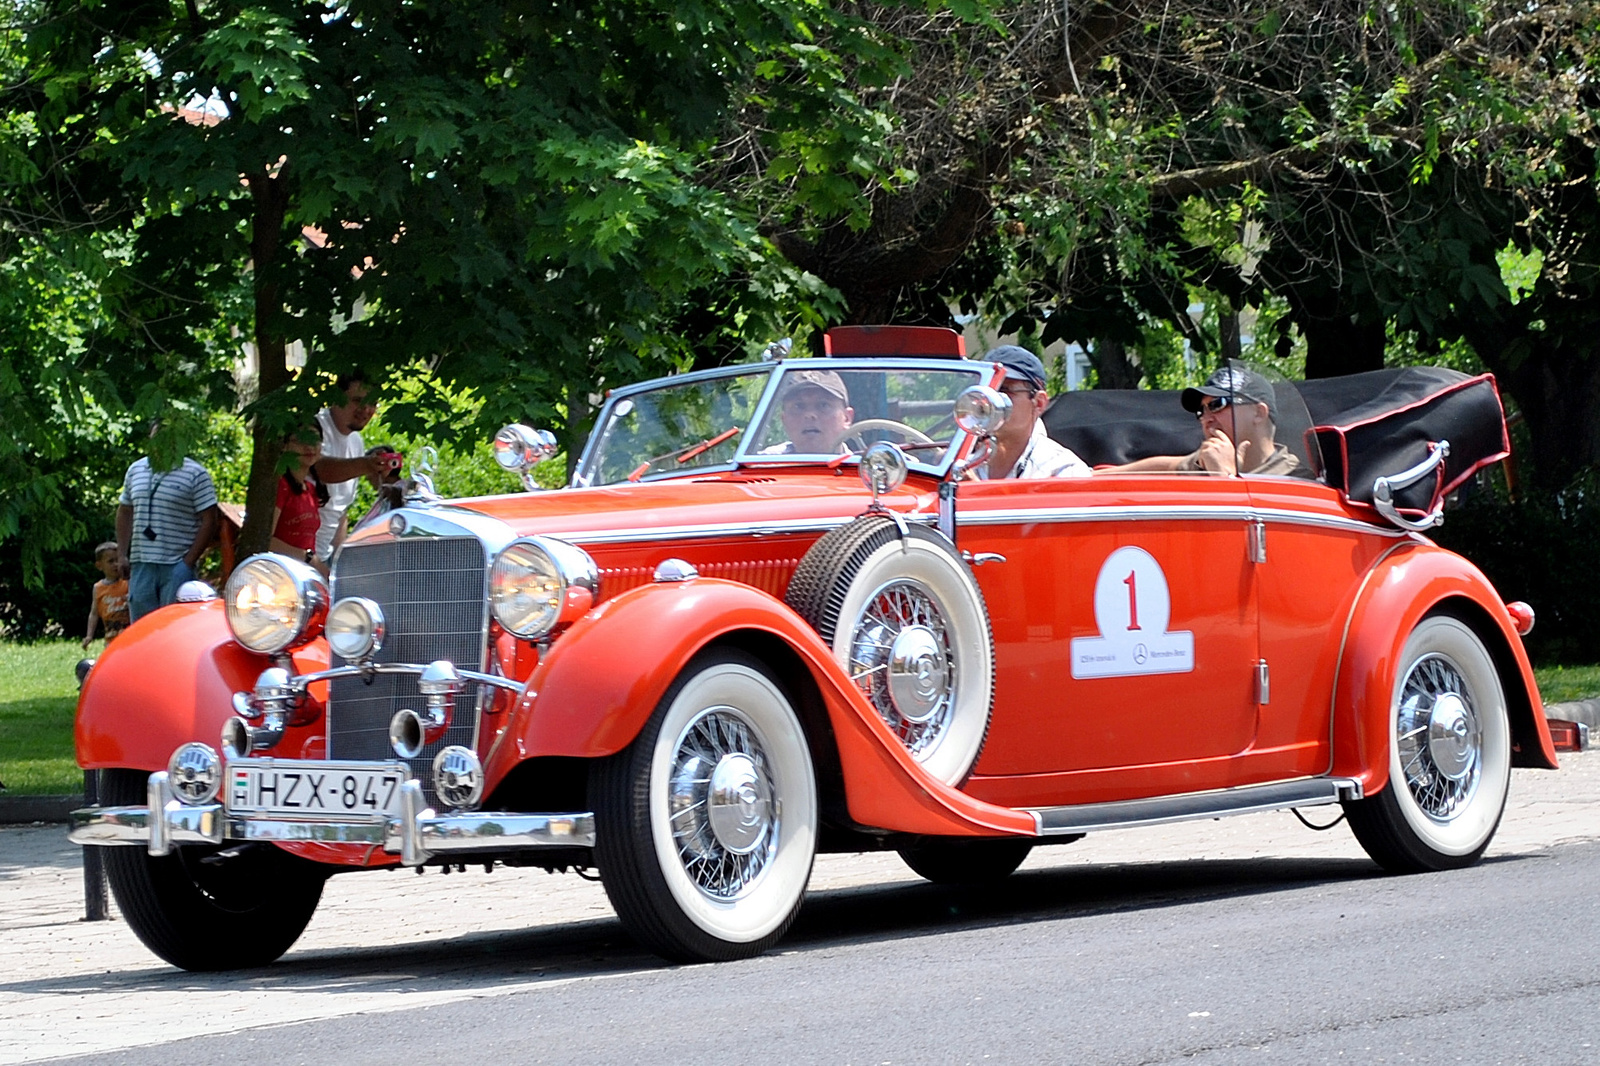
{"left": 1024, "top": 777, "right": 1363, "bottom": 837}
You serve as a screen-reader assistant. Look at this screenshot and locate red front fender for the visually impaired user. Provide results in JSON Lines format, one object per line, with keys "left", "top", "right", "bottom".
{"left": 76, "top": 601, "right": 329, "bottom": 771}
{"left": 1331, "top": 542, "right": 1556, "bottom": 795}
{"left": 482, "top": 578, "right": 1035, "bottom": 837}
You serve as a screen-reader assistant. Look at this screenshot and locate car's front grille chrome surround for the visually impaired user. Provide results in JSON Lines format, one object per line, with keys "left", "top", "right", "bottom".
{"left": 329, "top": 536, "right": 489, "bottom": 804}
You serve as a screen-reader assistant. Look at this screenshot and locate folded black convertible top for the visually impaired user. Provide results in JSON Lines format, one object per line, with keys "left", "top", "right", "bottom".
{"left": 1041, "top": 366, "right": 1510, "bottom": 523}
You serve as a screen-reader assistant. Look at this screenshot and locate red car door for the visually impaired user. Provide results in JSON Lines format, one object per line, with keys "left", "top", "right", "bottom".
{"left": 958, "top": 473, "right": 1263, "bottom": 807}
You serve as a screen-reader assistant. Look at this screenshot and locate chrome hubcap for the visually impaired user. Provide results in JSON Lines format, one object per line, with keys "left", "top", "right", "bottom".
{"left": 1397, "top": 654, "right": 1481, "bottom": 820}
{"left": 707, "top": 753, "right": 773, "bottom": 854}
{"left": 848, "top": 580, "right": 956, "bottom": 755}
{"left": 667, "top": 708, "right": 778, "bottom": 899}
{"left": 1426, "top": 693, "right": 1475, "bottom": 781}
{"left": 887, "top": 625, "right": 948, "bottom": 725}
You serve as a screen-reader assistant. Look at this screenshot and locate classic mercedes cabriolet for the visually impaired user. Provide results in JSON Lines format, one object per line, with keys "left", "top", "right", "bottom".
{"left": 71, "top": 325, "right": 1557, "bottom": 971}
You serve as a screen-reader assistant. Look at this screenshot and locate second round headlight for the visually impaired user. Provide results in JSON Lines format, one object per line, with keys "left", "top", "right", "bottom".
{"left": 489, "top": 538, "right": 598, "bottom": 638}
{"left": 224, "top": 554, "right": 329, "bottom": 654}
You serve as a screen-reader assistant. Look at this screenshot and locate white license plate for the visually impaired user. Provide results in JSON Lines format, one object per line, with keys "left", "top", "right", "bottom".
{"left": 227, "top": 760, "right": 408, "bottom": 820}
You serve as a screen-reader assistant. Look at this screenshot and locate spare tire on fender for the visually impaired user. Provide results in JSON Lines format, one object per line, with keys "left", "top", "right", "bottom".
{"left": 785, "top": 515, "right": 994, "bottom": 785}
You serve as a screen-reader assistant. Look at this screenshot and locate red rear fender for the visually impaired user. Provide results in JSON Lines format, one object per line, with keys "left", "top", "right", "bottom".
{"left": 1331, "top": 543, "right": 1556, "bottom": 794}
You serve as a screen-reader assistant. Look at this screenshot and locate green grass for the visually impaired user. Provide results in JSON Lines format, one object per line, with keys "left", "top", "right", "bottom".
{"left": 3, "top": 639, "right": 1599, "bottom": 797}
{"left": 1532, "top": 664, "right": 1600, "bottom": 706}
{"left": 0, "top": 639, "right": 90, "bottom": 795}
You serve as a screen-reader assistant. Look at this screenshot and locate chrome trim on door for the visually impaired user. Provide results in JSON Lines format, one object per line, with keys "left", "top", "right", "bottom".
{"left": 1025, "top": 777, "right": 1362, "bottom": 836}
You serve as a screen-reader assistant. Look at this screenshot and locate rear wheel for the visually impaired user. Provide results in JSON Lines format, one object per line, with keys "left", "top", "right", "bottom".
{"left": 98, "top": 769, "right": 328, "bottom": 970}
{"left": 593, "top": 649, "right": 818, "bottom": 962}
{"left": 898, "top": 837, "right": 1034, "bottom": 886}
{"left": 1343, "top": 616, "right": 1511, "bottom": 872}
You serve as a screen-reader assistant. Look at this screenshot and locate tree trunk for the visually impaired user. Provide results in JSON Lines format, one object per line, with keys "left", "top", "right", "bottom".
{"left": 1091, "top": 337, "right": 1141, "bottom": 389}
{"left": 1470, "top": 326, "right": 1600, "bottom": 491}
{"left": 1298, "top": 311, "right": 1386, "bottom": 379}
{"left": 239, "top": 169, "right": 290, "bottom": 558}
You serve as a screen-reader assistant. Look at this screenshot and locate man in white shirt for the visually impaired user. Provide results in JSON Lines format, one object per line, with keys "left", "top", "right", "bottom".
{"left": 313, "top": 375, "right": 389, "bottom": 563}
{"left": 976, "top": 347, "right": 1091, "bottom": 479}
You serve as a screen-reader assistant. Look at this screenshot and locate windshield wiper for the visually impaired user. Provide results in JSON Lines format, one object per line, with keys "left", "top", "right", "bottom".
{"left": 627, "top": 427, "right": 743, "bottom": 482}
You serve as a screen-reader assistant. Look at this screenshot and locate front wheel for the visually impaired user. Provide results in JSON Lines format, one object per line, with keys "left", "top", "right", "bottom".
{"left": 593, "top": 649, "right": 818, "bottom": 962}
{"left": 98, "top": 769, "right": 328, "bottom": 970}
{"left": 1343, "top": 615, "right": 1512, "bottom": 872}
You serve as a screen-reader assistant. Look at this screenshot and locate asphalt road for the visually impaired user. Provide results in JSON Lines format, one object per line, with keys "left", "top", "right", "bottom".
{"left": 7, "top": 755, "right": 1600, "bottom": 1065}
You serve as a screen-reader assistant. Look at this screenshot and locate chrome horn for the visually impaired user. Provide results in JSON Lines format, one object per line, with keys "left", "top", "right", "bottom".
{"left": 389, "top": 660, "right": 463, "bottom": 758}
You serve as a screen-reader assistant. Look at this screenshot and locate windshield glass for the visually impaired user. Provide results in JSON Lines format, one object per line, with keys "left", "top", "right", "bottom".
{"left": 579, "top": 368, "right": 772, "bottom": 486}
{"left": 574, "top": 361, "right": 989, "bottom": 487}
{"left": 748, "top": 364, "right": 985, "bottom": 461}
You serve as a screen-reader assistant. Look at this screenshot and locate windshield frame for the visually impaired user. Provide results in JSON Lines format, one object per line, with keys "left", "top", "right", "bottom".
{"left": 571, "top": 358, "right": 1000, "bottom": 488}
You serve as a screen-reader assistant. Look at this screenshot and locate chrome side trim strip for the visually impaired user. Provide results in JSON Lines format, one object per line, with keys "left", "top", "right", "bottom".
{"left": 548, "top": 502, "right": 1401, "bottom": 549}
{"left": 1024, "top": 777, "right": 1363, "bottom": 836}
{"left": 956, "top": 504, "right": 1405, "bottom": 537}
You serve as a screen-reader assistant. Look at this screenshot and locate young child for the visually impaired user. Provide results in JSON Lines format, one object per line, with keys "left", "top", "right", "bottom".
{"left": 83, "top": 541, "right": 129, "bottom": 649}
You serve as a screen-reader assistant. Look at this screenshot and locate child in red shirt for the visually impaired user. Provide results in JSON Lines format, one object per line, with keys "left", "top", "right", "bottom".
{"left": 83, "top": 541, "right": 129, "bottom": 648}
{"left": 271, "top": 426, "right": 330, "bottom": 575}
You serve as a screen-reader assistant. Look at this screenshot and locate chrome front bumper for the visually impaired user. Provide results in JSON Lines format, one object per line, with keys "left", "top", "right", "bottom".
{"left": 69, "top": 771, "right": 595, "bottom": 867}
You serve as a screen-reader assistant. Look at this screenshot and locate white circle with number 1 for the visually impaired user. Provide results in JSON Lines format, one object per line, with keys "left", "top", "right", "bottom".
{"left": 1093, "top": 546, "right": 1171, "bottom": 635}
{"left": 1072, "top": 545, "right": 1193, "bottom": 679}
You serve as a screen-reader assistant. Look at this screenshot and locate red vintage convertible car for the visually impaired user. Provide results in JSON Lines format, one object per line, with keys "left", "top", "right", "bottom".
{"left": 71, "top": 326, "right": 1557, "bottom": 971}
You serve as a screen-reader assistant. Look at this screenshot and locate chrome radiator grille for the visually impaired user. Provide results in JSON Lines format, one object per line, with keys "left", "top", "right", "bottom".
{"left": 328, "top": 536, "right": 488, "bottom": 801}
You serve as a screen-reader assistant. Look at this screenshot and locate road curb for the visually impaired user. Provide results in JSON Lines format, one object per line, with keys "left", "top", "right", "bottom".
{"left": 1546, "top": 698, "right": 1600, "bottom": 731}
{"left": 0, "top": 794, "right": 81, "bottom": 825}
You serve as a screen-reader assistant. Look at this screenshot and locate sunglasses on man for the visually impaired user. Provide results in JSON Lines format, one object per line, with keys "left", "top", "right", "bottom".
{"left": 1194, "top": 395, "right": 1234, "bottom": 418}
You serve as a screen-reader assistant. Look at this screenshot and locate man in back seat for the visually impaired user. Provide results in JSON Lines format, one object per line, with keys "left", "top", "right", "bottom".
{"left": 1103, "top": 365, "right": 1309, "bottom": 478}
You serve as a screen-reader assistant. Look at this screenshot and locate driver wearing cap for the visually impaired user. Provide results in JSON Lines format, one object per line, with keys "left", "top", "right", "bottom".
{"left": 762, "top": 368, "right": 856, "bottom": 454}
{"left": 1108, "top": 365, "right": 1307, "bottom": 477}
{"left": 976, "top": 346, "right": 1091, "bottom": 480}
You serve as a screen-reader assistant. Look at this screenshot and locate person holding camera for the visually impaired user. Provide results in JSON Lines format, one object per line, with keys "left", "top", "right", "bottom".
{"left": 116, "top": 450, "right": 220, "bottom": 623}
{"left": 312, "top": 373, "right": 392, "bottom": 565}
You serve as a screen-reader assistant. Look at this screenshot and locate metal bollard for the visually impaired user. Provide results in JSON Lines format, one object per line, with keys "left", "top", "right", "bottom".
{"left": 81, "top": 769, "right": 108, "bottom": 922}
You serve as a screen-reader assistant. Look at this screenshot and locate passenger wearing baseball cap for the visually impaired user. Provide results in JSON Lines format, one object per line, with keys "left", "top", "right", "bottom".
{"left": 762, "top": 367, "right": 855, "bottom": 454}
{"left": 975, "top": 345, "right": 1090, "bottom": 480}
{"left": 1108, "top": 363, "right": 1307, "bottom": 477}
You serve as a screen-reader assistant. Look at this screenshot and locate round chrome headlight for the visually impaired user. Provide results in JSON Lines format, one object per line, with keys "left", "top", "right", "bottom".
{"left": 223, "top": 554, "right": 329, "bottom": 654}
{"left": 489, "top": 537, "right": 599, "bottom": 639}
{"left": 953, "top": 385, "right": 1012, "bottom": 437}
{"left": 326, "top": 597, "right": 386, "bottom": 662}
{"left": 168, "top": 743, "right": 222, "bottom": 806}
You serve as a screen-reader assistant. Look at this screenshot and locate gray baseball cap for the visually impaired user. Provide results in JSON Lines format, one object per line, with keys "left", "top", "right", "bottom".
{"left": 779, "top": 368, "right": 849, "bottom": 403}
{"left": 985, "top": 345, "right": 1046, "bottom": 390}
{"left": 1182, "top": 365, "right": 1277, "bottom": 417}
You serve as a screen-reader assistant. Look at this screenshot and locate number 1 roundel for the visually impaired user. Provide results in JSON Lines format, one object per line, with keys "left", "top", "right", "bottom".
{"left": 1070, "top": 546, "right": 1195, "bottom": 679}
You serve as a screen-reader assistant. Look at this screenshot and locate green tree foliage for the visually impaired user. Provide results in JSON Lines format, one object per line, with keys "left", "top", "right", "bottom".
{"left": 0, "top": 0, "right": 930, "bottom": 576}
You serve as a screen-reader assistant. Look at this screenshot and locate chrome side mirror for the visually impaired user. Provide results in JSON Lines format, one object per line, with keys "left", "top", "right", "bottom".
{"left": 493, "top": 424, "right": 560, "bottom": 492}
{"left": 951, "top": 386, "right": 1013, "bottom": 478}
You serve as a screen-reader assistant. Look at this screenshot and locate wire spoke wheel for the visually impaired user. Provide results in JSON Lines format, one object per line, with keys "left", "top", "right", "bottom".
{"left": 848, "top": 579, "right": 957, "bottom": 757}
{"left": 1344, "top": 615, "right": 1511, "bottom": 873}
{"left": 786, "top": 517, "right": 994, "bottom": 785}
{"left": 594, "top": 649, "right": 817, "bottom": 962}
{"left": 667, "top": 706, "right": 779, "bottom": 901}
{"left": 1395, "top": 654, "right": 1482, "bottom": 821}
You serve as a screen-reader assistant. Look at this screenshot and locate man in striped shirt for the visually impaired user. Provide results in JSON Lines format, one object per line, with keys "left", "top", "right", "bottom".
{"left": 116, "top": 454, "right": 221, "bottom": 622}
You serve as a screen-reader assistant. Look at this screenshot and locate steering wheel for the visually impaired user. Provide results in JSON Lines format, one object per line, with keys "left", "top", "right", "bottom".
{"left": 843, "top": 419, "right": 936, "bottom": 453}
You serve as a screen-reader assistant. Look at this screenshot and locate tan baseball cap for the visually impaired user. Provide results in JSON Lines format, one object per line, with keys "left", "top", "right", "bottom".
{"left": 779, "top": 368, "right": 849, "bottom": 403}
